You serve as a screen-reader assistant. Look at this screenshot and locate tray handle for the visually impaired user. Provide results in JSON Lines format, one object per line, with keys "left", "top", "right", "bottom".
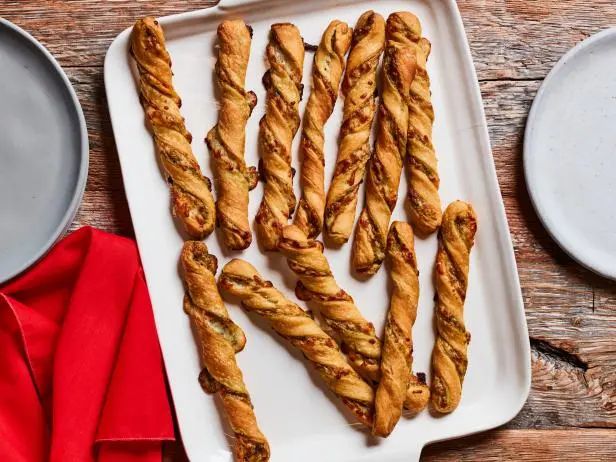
{"left": 217, "top": 0, "right": 266, "bottom": 10}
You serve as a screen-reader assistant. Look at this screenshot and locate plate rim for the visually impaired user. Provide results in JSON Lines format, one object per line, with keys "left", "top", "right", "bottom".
{"left": 0, "top": 18, "right": 89, "bottom": 284}
{"left": 524, "top": 27, "right": 616, "bottom": 281}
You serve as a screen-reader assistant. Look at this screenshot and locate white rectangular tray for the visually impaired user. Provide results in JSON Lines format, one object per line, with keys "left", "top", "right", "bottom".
{"left": 104, "top": 1, "right": 531, "bottom": 460}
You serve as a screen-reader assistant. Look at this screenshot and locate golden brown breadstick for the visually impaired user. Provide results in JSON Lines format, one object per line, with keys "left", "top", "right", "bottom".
{"left": 130, "top": 17, "right": 216, "bottom": 239}
{"left": 430, "top": 201, "right": 477, "bottom": 414}
{"left": 387, "top": 12, "right": 441, "bottom": 235}
{"left": 206, "top": 20, "right": 259, "bottom": 250}
{"left": 324, "top": 11, "right": 385, "bottom": 245}
{"left": 180, "top": 242, "right": 269, "bottom": 461}
{"left": 255, "top": 23, "right": 304, "bottom": 250}
{"left": 294, "top": 21, "right": 353, "bottom": 239}
{"left": 279, "top": 224, "right": 381, "bottom": 381}
{"left": 351, "top": 16, "right": 418, "bottom": 275}
{"left": 374, "top": 222, "right": 425, "bottom": 437}
{"left": 218, "top": 258, "right": 374, "bottom": 426}
{"left": 278, "top": 224, "right": 429, "bottom": 412}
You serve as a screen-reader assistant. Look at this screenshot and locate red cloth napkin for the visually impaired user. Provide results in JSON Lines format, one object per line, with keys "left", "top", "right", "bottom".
{"left": 0, "top": 227, "right": 174, "bottom": 462}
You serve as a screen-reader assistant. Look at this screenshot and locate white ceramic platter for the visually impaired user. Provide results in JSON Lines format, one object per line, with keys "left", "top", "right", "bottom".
{"left": 525, "top": 28, "right": 616, "bottom": 280}
{"left": 105, "top": 1, "right": 530, "bottom": 460}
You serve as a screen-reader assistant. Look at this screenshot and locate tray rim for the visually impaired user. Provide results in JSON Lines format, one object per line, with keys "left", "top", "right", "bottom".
{"left": 104, "top": 0, "right": 531, "bottom": 459}
{"left": 0, "top": 17, "right": 89, "bottom": 284}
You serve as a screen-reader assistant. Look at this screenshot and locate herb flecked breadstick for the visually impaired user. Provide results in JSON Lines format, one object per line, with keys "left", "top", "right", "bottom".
{"left": 294, "top": 20, "right": 353, "bottom": 239}
{"left": 279, "top": 224, "right": 429, "bottom": 413}
{"left": 351, "top": 14, "right": 418, "bottom": 276}
{"left": 130, "top": 17, "right": 216, "bottom": 239}
{"left": 279, "top": 224, "right": 382, "bottom": 381}
{"left": 206, "top": 19, "right": 259, "bottom": 250}
{"left": 219, "top": 258, "right": 375, "bottom": 427}
{"left": 374, "top": 222, "right": 427, "bottom": 437}
{"left": 387, "top": 12, "right": 441, "bottom": 235}
{"left": 324, "top": 11, "right": 386, "bottom": 245}
{"left": 430, "top": 201, "right": 477, "bottom": 414}
{"left": 255, "top": 23, "right": 305, "bottom": 251}
{"left": 180, "top": 242, "right": 269, "bottom": 461}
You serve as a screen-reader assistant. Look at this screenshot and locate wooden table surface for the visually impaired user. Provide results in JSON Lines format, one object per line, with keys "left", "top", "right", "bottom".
{"left": 3, "top": 0, "right": 615, "bottom": 460}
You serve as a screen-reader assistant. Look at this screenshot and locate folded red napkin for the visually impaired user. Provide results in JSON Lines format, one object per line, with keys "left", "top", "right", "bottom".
{"left": 0, "top": 227, "right": 174, "bottom": 462}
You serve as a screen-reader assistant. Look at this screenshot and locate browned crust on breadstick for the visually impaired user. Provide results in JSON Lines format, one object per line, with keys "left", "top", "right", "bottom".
{"left": 180, "top": 242, "right": 269, "bottom": 461}
{"left": 278, "top": 224, "right": 429, "bottom": 413}
{"left": 130, "top": 17, "right": 216, "bottom": 239}
{"left": 387, "top": 12, "right": 441, "bottom": 236}
{"left": 279, "top": 224, "right": 382, "bottom": 380}
{"left": 351, "top": 16, "right": 418, "bottom": 276}
{"left": 430, "top": 201, "right": 477, "bottom": 414}
{"left": 294, "top": 20, "right": 353, "bottom": 239}
{"left": 255, "top": 23, "right": 305, "bottom": 250}
{"left": 219, "top": 258, "right": 375, "bottom": 427}
{"left": 374, "top": 222, "right": 428, "bottom": 437}
{"left": 323, "top": 11, "right": 386, "bottom": 245}
{"left": 206, "top": 20, "right": 259, "bottom": 250}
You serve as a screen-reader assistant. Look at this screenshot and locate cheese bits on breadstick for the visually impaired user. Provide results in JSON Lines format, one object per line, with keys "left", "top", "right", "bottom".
{"left": 255, "top": 23, "right": 305, "bottom": 251}
{"left": 131, "top": 17, "right": 216, "bottom": 239}
{"left": 206, "top": 20, "right": 259, "bottom": 250}
{"left": 294, "top": 20, "right": 353, "bottom": 239}
{"left": 351, "top": 14, "right": 418, "bottom": 276}
{"left": 430, "top": 201, "right": 477, "bottom": 414}
{"left": 181, "top": 242, "right": 270, "bottom": 461}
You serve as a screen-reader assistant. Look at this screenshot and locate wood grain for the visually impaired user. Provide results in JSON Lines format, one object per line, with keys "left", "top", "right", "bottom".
{"left": 3, "top": 0, "right": 616, "bottom": 80}
{"left": 2, "top": 0, "right": 616, "bottom": 459}
{"left": 458, "top": 0, "right": 616, "bottom": 80}
{"left": 164, "top": 429, "right": 616, "bottom": 461}
{"left": 422, "top": 429, "right": 616, "bottom": 461}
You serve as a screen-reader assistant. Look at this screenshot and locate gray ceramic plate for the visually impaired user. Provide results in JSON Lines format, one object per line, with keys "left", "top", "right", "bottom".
{"left": 0, "top": 18, "right": 88, "bottom": 284}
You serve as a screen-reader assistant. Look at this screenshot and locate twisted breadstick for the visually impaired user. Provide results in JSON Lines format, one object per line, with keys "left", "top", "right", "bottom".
{"left": 351, "top": 17, "right": 417, "bottom": 275}
{"left": 324, "top": 11, "right": 385, "bottom": 245}
{"left": 374, "top": 222, "right": 425, "bottom": 437}
{"left": 206, "top": 20, "right": 258, "bottom": 250}
{"left": 219, "top": 259, "right": 375, "bottom": 426}
{"left": 131, "top": 17, "right": 215, "bottom": 239}
{"left": 430, "top": 201, "right": 477, "bottom": 414}
{"left": 387, "top": 12, "right": 441, "bottom": 236}
{"left": 279, "top": 224, "right": 381, "bottom": 381}
{"left": 180, "top": 242, "right": 269, "bottom": 461}
{"left": 279, "top": 224, "right": 428, "bottom": 412}
{"left": 255, "top": 23, "right": 304, "bottom": 250}
{"left": 294, "top": 21, "right": 353, "bottom": 239}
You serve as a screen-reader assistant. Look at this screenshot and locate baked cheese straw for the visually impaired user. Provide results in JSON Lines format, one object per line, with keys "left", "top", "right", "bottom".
{"left": 279, "top": 224, "right": 382, "bottom": 381}
{"left": 255, "top": 23, "right": 305, "bottom": 250}
{"left": 279, "top": 224, "right": 430, "bottom": 413}
{"left": 206, "top": 19, "right": 259, "bottom": 250}
{"left": 294, "top": 20, "right": 353, "bottom": 239}
{"left": 324, "top": 11, "right": 386, "bottom": 245}
{"left": 131, "top": 17, "right": 216, "bottom": 239}
{"left": 430, "top": 201, "right": 477, "bottom": 414}
{"left": 374, "top": 222, "right": 427, "bottom": 437}
{"left": 387, "top": 12, "right": 441, "bottom": 235}
{"left": 219, "top": 258, "right": 375, "bottom": 427}
{"left": 180, "top": 242, "right": 270, "bottom": 461}
{"left": 351, "top": 15, "right": 418, "bottom": 275}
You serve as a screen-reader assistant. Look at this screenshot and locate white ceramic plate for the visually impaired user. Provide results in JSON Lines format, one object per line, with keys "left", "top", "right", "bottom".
{"left": 0, "top": 18, "right": 88, "bottom": 284}
{"left": 525, "top": 28, "right": 616, "bottom": 280}
{"left": 105, "top": 1, "right": 530, "bottom": 460}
